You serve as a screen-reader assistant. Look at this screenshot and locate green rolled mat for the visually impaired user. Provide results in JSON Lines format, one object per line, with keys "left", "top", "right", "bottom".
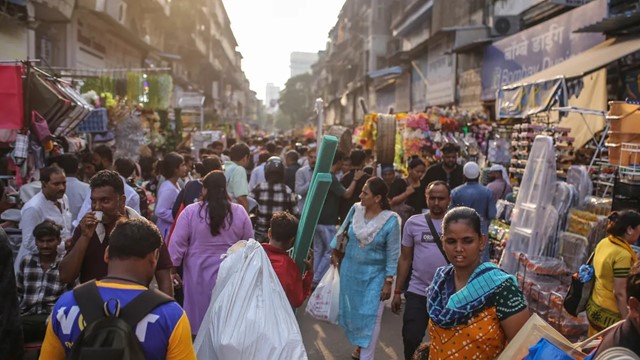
{"left": 292, "top": 173, "right": 332, "bottom": 274}
{"left": 292, "top": 135, "right": 338, "bottom": 273}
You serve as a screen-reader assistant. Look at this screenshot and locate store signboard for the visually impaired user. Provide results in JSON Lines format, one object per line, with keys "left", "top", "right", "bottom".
{"left": 481, "top": 0, "right": 606, "bottom": 100}
{"left": 426, "top": 33, "right": 456, "bottom": 106}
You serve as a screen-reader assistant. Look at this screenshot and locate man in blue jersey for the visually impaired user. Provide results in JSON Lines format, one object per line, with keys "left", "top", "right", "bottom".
{"left": 40, "top": 218, "right": 195, "bottom": 360}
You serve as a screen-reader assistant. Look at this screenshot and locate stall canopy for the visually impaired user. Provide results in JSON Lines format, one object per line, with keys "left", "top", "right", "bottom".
{"left": 497, "top": 35, "right": 640, "bottom": 120}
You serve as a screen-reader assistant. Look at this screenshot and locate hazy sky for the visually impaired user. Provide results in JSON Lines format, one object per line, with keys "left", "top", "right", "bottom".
{"left": 224, "top": 0, "right": 346, "bottom": 100}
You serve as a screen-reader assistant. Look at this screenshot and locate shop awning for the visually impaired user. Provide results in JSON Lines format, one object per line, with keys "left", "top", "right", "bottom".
{"left": 367, "top": 66, "right": 403, "bottom": 79}
{"left": 575, "top": 12, "right": 640, "bottom": 35}
{"left": 506, "top": 36, "right": 640, "bottom": 88}
{"left": 497, "top": 36, "right": 640, "bottom": 119}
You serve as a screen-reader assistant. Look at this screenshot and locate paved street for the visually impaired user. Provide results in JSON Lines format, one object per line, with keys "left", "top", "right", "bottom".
{"left": 297, "top": 302, "right": 404, "bottom": 360}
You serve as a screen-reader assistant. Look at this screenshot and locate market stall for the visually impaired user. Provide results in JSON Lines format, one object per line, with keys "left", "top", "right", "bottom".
{"left": 356, "top": 107, "right": 491, "bottom": 171}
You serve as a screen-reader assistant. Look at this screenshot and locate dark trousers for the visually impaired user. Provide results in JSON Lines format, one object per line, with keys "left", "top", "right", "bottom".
{"left": 402, "top": 292, "right": 429, "bottom": 360}
{"left": 21, "top": 314, "right": 49, "bottom": 343}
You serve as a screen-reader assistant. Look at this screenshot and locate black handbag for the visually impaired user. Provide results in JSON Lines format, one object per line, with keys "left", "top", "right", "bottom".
{"left": 563, "top": 252, "right": 595, "bottom": 317}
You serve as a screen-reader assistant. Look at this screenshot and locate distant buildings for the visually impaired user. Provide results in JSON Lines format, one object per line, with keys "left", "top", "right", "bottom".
{"left": 290, "top": 52, "right": 319, "bottom": 77}
{"left": 265, "top": 83, "right": 281, "bottom": 114}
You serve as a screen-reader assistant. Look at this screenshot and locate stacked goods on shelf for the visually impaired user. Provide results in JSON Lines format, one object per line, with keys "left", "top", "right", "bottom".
{"left": 606, "top": 101, "right": 640, "bottom": 166}
{"left": 509, "top": 124, "right": 575, "bottom": 185}
{"left": 515, "top": 254, "right": 588, "bottom": 342}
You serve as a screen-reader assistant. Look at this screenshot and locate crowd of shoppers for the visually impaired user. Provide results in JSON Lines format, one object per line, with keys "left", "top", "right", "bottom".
{"left": 1, "top": 134, "right": 638, "bottom": 360}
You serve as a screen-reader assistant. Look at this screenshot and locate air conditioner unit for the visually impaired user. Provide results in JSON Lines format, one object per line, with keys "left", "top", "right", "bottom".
{"left": 490, "top": 15, "right": 520, "bottom": 37}
{"left": 105, "top": 0, "right": 126, "bottom": 24}
{"left": 117, "top": 2, "right": 127, "bottom": 24}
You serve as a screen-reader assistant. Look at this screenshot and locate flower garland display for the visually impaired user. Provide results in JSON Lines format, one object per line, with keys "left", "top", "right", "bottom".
{"left": 356, "top": 107, "right": 491, "bottom": 170}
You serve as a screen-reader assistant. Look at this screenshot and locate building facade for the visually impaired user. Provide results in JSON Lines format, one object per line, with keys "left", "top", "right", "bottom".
{"left": 0, "top": 0, "right": 257, "bottom": 126}
{"left": 311, "top": 0, "right": 625, "bottom": 125}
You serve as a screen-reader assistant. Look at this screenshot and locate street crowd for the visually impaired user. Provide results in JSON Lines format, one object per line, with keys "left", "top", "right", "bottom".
{"left": 0, "top": 138, "right": 639, "bottom": 360}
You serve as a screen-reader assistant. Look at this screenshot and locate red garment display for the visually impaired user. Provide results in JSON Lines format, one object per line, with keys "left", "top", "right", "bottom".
{"left": 0, "top": 65, "right": 24, "bottom": 129}
{"left": 262, "top": 243, "right": 313, "bottom": 308}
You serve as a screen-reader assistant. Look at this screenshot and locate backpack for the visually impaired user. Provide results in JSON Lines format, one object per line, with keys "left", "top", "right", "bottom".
{"left": 68, "top": 280, "right": 173, "bottom": 360}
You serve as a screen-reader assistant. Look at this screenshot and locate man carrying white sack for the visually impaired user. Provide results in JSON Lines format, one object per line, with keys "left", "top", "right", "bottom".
{"left": 194, "top": 239, "right": 308, "bottom": 360}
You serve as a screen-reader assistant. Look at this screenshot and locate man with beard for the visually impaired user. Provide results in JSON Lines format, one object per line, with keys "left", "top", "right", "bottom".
{"left": 59, "top": 170, "right": 174, "bottom": 296}
{"left": 421, "top": 143, "right": 464, "bottom": 191}
{"left": 391, "top": 181, "right": 451, "bottom": 360}
{"left": 75, "top": 146, "right": 140, "bottom": 224}
{"left": 16, "top": 166, "right": 72, "bottom": 273}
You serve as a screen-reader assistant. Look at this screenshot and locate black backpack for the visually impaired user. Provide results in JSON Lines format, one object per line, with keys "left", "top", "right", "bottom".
{"left": 68, "top": 280, "right": 173, "bottom": 360}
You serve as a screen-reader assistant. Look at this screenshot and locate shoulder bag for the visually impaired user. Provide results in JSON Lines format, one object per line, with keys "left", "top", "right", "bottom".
{"left": 563, "top": 251, "right": 595, "bottom": 317}
{"left": 424, "top": 213, "right": 449, "bottom": 264}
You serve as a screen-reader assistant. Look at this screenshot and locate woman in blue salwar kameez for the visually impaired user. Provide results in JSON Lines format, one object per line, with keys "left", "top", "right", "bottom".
{"left": 331, "top": 177, "right": 401, "bottom": 360}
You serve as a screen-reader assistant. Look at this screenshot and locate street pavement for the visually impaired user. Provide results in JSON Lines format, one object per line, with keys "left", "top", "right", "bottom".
{"left": 297, "top": 302, "right": 405, "bottom": 360}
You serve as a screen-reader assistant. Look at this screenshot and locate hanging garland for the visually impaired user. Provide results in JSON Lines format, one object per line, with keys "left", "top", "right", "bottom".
{"left": 127, "top": 72, "right": 143, "bottom": 103}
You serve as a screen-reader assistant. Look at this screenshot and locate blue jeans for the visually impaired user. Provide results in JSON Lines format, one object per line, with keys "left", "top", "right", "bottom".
{"left": 313, "top": 224, "right": 337, "bottom": 285}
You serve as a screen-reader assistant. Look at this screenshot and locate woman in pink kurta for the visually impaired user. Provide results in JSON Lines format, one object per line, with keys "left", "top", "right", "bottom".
{"left": 168, "top": 171, "right": 253, "bottom": 334}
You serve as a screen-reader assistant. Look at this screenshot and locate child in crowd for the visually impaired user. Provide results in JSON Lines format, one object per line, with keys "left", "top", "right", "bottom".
{"left": 16, "top": 220, "right": 71, "bottom": 343}
{"left": 262, "top": 212, "right": 313, "bottom": 308}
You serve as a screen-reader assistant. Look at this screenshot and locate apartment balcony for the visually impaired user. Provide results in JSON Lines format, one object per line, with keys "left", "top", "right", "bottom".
{"left": 31, "top": 0, "right": 75, "bottom": 22}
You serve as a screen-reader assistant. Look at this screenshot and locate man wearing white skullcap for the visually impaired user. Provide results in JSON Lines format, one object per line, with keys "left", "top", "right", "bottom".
{"left": 450, "top": 162, "right": 497, "bottom": 262}
{"left": 486, "top": 164, "right": 512, "bottom": 202}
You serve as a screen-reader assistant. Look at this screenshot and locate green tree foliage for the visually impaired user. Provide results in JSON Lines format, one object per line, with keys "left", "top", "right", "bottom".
{"left": 278, "top": 73, "right": 313, "bottom": 129}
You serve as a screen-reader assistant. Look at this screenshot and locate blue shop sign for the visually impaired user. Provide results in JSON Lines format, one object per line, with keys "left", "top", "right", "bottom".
{"left": 481, "top": 0, "right": 606, "bottom": 101}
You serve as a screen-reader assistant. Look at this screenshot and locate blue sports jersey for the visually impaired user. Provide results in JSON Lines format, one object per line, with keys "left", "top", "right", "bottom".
{"left": 42, "top": 281, "right": 194, "bottom": 360}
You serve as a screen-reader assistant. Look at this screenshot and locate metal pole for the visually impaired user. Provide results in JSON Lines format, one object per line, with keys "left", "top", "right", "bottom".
{"left": 315, "top": 98, "right": 324, "bottom": 142}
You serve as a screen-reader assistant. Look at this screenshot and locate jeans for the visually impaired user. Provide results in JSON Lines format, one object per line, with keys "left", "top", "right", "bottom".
{"left": 313, "top": 225, "right": 337, "bottom": 285}
{"left": 402, "top": 292, "right": 429, "bottom": 360}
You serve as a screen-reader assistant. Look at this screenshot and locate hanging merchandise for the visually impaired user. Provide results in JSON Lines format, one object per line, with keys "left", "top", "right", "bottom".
{"left": 76, "top": 108, "right": 108, "bottom": 133}
{"left": 0, "top": 65, "right": 24, "bottom": 130}
{"left": 26, "top": 67, "right": 92, "bottom": 137}
{"left": 127, "top": 72, "right": 143, "bottom": 103}
{"left": 114, "top": 111, "right": 145, "bottom": 162}
{"left": 147, "top": 73, "right": 173, "bottom": 110}
{"left": 30, "top": 111, "right": 53, "bottom": 143}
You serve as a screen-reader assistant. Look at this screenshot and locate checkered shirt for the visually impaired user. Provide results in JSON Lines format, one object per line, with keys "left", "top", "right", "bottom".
{"left": 252, "top": 182, "right": 298, "bottom": 236}
{"left": 16, "top": 252, "right": 70, "bottom": 316}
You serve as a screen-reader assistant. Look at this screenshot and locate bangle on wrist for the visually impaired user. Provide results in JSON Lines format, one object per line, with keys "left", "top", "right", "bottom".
{"left": 394, "top": 289, "right": 402, "bottom": 295}
{"left": 385, "top": 277, "right": 393, "bottom": 283}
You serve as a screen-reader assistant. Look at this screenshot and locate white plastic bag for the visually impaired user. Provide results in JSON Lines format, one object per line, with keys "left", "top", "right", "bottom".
{"left": 305, "top": 264, "right": 340, "bottom": 324}
{"left": 193, "top": 239, "right": 307, "bottom": 360}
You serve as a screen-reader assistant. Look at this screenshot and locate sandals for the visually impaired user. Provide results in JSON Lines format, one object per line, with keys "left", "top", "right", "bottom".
{"left": 351, "top": 346, "right": 361, "bottom": 359}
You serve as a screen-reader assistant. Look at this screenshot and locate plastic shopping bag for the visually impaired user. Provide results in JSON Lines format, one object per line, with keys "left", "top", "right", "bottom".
{"left": 525, "top": 338, "right": 575, "bottom": 360}
{"left": 305, "top": 264, "right": 340, "bottom": 324}
{"left": 193, "top": 239, "right": 307, "bottom": 360}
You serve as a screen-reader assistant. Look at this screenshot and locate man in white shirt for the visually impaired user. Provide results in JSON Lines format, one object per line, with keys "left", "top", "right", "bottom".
{"left": 16, "top": 166, "right": 72, "bottom": 273}
{"left": 295, "top": 147, "right": 317, "bottom": 212}
{"left": 53, "top": 154, "right": 89, "bottom": 221}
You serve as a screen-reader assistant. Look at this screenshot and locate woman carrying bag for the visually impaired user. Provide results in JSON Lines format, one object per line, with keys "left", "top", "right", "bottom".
{"left": 330, "top": 177, "right": 401, "bottom": 360}
{"left": 168, "top": 171, "right": 254, "bottom": 336}
{"left": 587, "top": 210, "right": 640, "bottom": 336}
